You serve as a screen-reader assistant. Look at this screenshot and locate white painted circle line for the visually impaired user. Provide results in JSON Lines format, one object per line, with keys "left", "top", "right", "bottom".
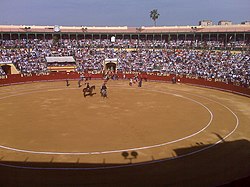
{"left": 0, "top": 85, "right": 213, "bottom": 155}
{"left": 0, "top": 82, "right": 240, "bottom": 170}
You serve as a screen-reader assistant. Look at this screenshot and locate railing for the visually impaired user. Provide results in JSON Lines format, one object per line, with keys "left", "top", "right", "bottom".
{"left": 0, "top": 72, "right": 249, "bottom": 97}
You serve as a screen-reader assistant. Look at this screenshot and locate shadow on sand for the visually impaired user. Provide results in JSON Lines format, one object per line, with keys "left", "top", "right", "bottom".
{"left": 0, "top": 139, "right": 249, "bottom": 187}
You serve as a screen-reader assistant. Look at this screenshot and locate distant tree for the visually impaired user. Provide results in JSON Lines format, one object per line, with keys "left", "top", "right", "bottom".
{"left": 150, "top": 9, "right": 160, "bottom": 26}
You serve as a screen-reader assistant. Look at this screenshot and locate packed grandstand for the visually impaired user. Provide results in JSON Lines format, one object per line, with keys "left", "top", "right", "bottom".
{"left": 0, "top": 38, "right": 249, "bottom": 87}
{"left": 0, "top": 23, "right": 250, "bottom": 186}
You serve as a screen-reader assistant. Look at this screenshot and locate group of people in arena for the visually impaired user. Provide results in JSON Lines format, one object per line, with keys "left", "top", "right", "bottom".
{"left": 83, "top": 80, "right": 108, "bottom": 98}
{"left": 65, "top": 74, "right": 108, "bottom": 98}
{"left": 0, "top": 38, "right": 249, "bottom": 87}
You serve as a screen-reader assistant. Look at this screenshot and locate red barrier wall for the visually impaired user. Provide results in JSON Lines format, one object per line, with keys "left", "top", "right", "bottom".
{"left": 0, "top": 73, "right": 249, "bottom": 97}
{"left": 145, "top": 74, "right": 250, "bottom": 97}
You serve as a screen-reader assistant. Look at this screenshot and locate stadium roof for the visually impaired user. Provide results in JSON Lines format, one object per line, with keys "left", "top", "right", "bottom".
{"left": 0, "top": 25, "right": 250, "bottom": 34}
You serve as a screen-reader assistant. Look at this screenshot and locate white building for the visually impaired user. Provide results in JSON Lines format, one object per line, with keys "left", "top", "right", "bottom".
{"left": 199, "top": 20, "right": 213, "bottom": 26}
{"left": 241, "top": 21, "right": 250, "bottom": 25}
{"left": 218, "top": 20, "right": 233, "bottom": 25}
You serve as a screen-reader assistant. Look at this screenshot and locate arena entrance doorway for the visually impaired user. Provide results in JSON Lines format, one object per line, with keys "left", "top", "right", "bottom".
{"left": 103, "top": 58, "right": 117, "bottom": 73}
{"left": 1, "top": 65, "right": 11, "bottom": 74}
{"left": 0, "top": 62, "right": 19, "bottom": 74}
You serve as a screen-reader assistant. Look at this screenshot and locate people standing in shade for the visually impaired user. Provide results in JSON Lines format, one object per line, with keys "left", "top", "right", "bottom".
{"left": 78, "top": 79, "right": 82, "bottom": 87}
{"left": 172, "top": 76, "right": 176, "bottom": 84}
{"left": 138, "top": 79, "right": 142, "bottom": 87}
{"left": 80, "top": 73, "right": 85, "bottom": 81}
{"left": 100, "top": 82, "right": 108, "bottom": 98}
{"left": 129, "top": 78, "right": 133, "bottom": 86}
{"left": 66, "top": 79, "right": 70, "bottom": 87}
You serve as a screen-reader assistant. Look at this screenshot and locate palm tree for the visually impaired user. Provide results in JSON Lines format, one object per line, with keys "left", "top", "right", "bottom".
{"left": 150, "top": 9, "right": 160, "bottom": 26}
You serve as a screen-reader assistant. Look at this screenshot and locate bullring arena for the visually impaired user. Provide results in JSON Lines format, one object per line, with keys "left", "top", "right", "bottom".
{"left": 0, "top": 75, "right": 249, "bottom": 186}
{"left": 0, "top": 24, "right": 250, "bottom": 186}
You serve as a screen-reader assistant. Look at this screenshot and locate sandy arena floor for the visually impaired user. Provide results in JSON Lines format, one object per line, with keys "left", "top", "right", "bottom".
{"left": 0, "top": 80, "right": 249, "bottom": 186}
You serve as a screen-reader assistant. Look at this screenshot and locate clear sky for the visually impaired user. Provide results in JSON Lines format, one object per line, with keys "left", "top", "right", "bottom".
{"left": 0, "top": 0, "right": 249, "bottom": 26}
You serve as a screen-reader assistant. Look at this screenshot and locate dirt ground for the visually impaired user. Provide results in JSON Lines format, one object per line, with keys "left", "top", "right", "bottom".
{"left": 0, "top": 80, "right": 249, "bottom": 186}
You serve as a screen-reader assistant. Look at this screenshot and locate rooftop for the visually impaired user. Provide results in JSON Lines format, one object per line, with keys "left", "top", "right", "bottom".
{"left": 0, "top": 24, "right": 250, "bottom": 34}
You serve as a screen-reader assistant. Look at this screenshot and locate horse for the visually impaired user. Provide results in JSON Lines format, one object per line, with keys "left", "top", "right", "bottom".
{"left": 83, "top": 85, "right": 96, "bottom": 97}
{"left": 100, "top": 88, "right": 108, "bottom": 98}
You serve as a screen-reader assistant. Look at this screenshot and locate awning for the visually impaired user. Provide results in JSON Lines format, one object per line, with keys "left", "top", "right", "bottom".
{"left": 46, "top": 56, "right": 75, "bottom": 63}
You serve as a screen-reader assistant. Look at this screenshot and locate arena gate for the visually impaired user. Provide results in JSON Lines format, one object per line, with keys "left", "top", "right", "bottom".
{"left": 103, "top": 58, "right": 118, "bottom": 73}
{"left": 0, "top": 62, "right": 19, "bottom": 75}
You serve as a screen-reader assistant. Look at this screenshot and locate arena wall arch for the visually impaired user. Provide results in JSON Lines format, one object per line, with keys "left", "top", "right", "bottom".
{"left": 0, "top": 63, "right": 19, "bottom": 75}
{"left": 103, "top": 58, "right": 118, "bottom": 73}
{"left": 1, "top": 65, "right": 11, "bottom": 74}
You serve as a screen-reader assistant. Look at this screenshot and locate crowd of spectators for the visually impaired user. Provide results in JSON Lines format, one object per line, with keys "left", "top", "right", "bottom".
{"left": 0, "top": 39, "right": 249, "bottom": 87}
{"left": 0, "top": 38, "right": 248, "bottom": 50}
